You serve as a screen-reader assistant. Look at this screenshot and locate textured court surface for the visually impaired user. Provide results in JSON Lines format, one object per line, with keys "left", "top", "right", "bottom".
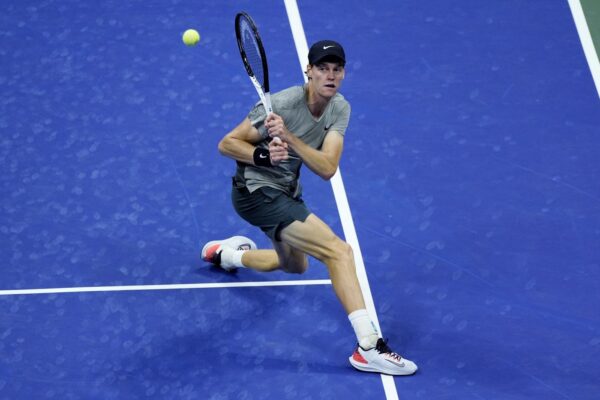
{"left": 1, "top": 1, "right": 599, "bottom": 399}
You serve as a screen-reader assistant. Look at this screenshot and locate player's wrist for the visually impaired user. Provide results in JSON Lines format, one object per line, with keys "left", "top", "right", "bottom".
{"left": 253, "top": 147, "right": 273, "bottom": 167}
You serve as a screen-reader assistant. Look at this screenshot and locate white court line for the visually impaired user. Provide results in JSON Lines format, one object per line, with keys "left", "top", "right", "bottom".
{"left": 282, "top": 1, "right": 400, "bottom": 399}
{"left": 568, "top": 0, "right": 600, "bottom": 99}
{"left": 0, "top": 279, "right": 332, "bottom": 297}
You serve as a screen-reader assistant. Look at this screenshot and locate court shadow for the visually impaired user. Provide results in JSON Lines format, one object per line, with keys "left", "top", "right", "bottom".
{"left": 118, "top": 331, "right": 352, "bottom": 398}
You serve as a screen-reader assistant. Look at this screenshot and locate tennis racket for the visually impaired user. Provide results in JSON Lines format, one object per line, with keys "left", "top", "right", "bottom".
{"left": 235, "top": 12, "right": 272, "bottom": 115}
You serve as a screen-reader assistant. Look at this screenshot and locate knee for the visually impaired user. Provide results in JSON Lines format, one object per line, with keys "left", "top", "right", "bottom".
{"left": 324, "top": 239, "right": 354, "bottom": 267}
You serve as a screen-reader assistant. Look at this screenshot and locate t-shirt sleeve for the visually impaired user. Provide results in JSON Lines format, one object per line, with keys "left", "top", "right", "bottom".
{"left": 329, "top": 101, "right": 351, "bottom": 136}
{"left": 247, "top": 102, "right": 269, "bottom": 139}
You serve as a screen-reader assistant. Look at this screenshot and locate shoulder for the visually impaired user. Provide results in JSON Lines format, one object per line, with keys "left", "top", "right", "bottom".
{"left": 273, "top": 85, "right": 304, "bottom": 98}
{"left": 332, "top": 92, "right": 350, "bottom": 108}
{"left": 323, "top": 92, "right": 351, "bottom": 136}
{"left": 272, "top": 86, "right": 305, "bottom": 110}
{"left": 329, "top": 92, "right": 351, "bottom": 116}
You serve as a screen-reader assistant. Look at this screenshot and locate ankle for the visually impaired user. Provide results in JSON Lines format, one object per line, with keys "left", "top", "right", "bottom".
{"left": 348, "top": 309, "right": 379, "bottom": 349}
{"left": 359, "top": 334, "right": 379, "bottom": 350}
{"left": 220, "top": 247, "right": 247, "bottom": 268}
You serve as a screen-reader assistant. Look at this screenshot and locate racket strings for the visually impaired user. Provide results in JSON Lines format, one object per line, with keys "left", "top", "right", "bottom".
{"left": 239, "top": 18, "right": 266, "bottom": 88}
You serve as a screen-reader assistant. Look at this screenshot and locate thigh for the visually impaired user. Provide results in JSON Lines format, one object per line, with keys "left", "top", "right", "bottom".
{"left": 279, "top": 213, "right": 343, "bottom": 261}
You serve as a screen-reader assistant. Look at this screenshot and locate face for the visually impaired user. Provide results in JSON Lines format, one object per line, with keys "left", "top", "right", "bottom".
{"left": 306, "top": 62, "right": 345, "bottom": 99}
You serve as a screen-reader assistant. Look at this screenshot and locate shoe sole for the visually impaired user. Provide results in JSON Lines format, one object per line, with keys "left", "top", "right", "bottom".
{"left": 349, "top": 356, "right": 418, "bottom": 376}
{"left": 201, "top": 236, "right": 257, "bottom": 271}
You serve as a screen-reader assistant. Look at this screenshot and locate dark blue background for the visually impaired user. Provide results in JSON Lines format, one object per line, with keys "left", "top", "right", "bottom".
{"left": 1, "top": 0, "right": 599, "bottom": 399}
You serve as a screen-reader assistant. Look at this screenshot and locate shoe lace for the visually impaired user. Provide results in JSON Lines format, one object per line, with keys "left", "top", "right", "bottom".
{"left": 376, "top": 338, "right": 403, "bottom": 361}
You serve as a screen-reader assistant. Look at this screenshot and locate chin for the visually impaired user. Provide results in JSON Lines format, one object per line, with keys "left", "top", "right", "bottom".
{"left": 321, "top": 88, "right": 337, "bottom": 98}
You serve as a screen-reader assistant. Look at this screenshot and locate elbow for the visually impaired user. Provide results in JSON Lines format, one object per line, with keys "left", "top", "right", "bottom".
{"left": 217, "top": 137, "right": 228, "bottom": 156}
{"left": 321, "top": 167, "right": 337, "bottom": 181}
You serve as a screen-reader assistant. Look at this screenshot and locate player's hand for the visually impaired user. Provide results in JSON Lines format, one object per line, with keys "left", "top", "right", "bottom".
{"left": 265, "top": 113, "right": 291, "bottom": 143}
{"left": 268, "top": 136, "right": 288, "bottom": 165}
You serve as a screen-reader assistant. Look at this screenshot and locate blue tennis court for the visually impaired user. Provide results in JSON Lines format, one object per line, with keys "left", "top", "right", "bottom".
{"left": 1, "top": 1, "right": 599, "bottom": 399}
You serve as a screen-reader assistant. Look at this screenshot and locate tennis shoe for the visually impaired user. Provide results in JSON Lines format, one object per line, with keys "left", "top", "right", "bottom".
{"left": 201, "top": 236, "right": 257, "bottom": 271}
{"left": 349, "top": 338, "right": 418, "bottom": 376}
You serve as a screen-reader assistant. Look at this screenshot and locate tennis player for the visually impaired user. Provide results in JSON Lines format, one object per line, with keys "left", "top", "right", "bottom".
{"left": 202, "top": 40, "right": 417, "bottom": 376}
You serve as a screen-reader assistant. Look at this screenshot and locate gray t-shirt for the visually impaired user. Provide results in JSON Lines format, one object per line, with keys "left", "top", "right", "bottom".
{"left": 235, "top": 85, "right": 351, "bottom": 197}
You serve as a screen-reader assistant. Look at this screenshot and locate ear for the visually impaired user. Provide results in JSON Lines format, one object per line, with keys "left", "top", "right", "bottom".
{"left": 306, "top": 64, "right": 313, "bottom": 79}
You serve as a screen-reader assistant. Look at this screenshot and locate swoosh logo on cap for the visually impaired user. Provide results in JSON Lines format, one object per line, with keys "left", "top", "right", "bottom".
{"left": 323, "top": 45, "right": 335, "bottom": 49}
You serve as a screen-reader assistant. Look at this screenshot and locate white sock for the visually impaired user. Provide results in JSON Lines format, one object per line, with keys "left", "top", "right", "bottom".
{"left": 231, "top": 249, "right": 246, "bottom": 268}
{"left": 348, "top": 309, "right": 379, "bottom": 350}
{"left": 219, "top": 247, "right": 247, "bottom": 268}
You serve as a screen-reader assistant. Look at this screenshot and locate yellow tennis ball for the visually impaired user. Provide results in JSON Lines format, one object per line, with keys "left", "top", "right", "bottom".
{"left": 182, "top": 29, "right": 200, "bottom": 46}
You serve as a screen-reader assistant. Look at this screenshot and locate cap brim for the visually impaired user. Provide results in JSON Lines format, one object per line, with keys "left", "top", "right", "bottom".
{"left": 311, "top": 55, "right": 345, "bottom": 66}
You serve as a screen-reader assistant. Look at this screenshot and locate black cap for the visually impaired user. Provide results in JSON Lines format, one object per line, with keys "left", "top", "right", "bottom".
{"left": 308, "top": 40, "right": 346, "bottom": 66}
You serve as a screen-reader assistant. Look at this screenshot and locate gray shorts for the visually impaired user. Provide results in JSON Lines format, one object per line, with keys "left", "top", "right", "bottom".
{"left": 232, "top": 184, "right": 311, "bottom": 241}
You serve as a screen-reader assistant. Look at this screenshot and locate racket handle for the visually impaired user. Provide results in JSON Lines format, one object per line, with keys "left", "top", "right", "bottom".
{"left": 264, "top": 92, "right": 273, "bottom": 114}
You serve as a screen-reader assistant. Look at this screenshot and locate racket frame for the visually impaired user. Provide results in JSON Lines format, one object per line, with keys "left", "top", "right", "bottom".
{"left": 235, "top": 12, "right": 272, "bottom": 114}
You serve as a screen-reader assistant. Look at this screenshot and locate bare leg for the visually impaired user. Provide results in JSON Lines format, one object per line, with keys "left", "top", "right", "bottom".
{"left": 240, "top": 249, "right": 279, "bottom": 272}
{"left": 279, "top": 214, "right": 366, "bottom": 314}
{"left": 241, "top": 240, "right": 308, "bottom": 274}
{"left": 235, "top": 213, "right": 365, "bottom": 313}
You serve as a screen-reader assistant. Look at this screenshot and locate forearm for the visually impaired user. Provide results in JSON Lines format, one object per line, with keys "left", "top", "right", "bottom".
{"left": 264, "top": 112, "right": 341, "bottom": 179}
{"left": 218, "top": 136, "right": 256, "bottom": 164}
{"left": 287, "top": 134, "right": 338, "bottom": 180}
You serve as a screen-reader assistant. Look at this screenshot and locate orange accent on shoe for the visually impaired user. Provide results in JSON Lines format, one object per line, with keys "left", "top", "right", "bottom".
{"left": 352, "top": 350, "right": 368, "bottom": 364}
{"left": 202, "top": 244, "right": 220, "bottom": 261}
